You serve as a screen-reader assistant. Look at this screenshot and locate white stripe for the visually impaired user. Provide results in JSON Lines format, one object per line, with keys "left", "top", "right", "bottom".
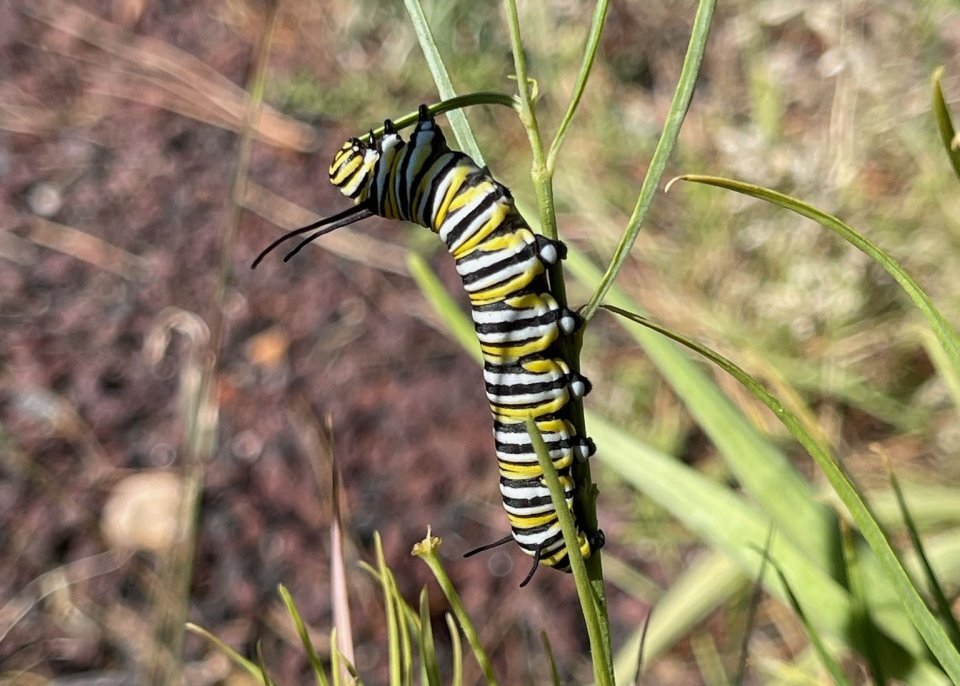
{"left": 495, "top": 430, "right": 567, "bottom": 445}
{"left": 461, "top": 257, "right": 535, "bottom": 292}
{"left": 497, "top": 447, "right": 569, "bottom": 463}
{"left": 438, "top": 191, "right": 490, "bottom": 244}
{"left": 476, "top": 322, "right": 556, "bottom": 344}
{"left": 415, "top": 153, "right": 456, "bottom": 225}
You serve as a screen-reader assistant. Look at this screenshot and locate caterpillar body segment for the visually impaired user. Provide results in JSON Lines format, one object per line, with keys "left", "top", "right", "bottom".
{"left": 257, "top": 105, "right": 603, "bottom": 584}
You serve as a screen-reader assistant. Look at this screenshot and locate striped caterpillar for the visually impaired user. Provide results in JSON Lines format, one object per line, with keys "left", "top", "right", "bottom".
{"left": 253, "top": 105, "right": 604, "bottom": 585}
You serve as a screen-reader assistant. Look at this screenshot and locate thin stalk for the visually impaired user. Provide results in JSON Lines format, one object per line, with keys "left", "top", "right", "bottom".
{"left": 502, "top": 0, "right": 611, "bottom": 668}
{"left": 403, "top": 0, "right": 485, "bottom": 164}
{"left": 525, "top": 417, "right": 613, "bottom": 686}
{"left": 413, "top": 534, "right": 499, "bottom": 686}
{"left": 503, "top": 0, "right": 559, "bottom": 242}
{"left": 580, "top": 0, "right": 715, "bottom": 322}
{"left": 364, "top": 92, "right": 520, "bottom": 141}
{"left": 546, "top": 0, "right": 610, "bottom": 174}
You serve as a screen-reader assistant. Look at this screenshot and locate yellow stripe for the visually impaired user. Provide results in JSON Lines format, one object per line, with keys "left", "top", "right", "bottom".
{"left": 491, "top": 395, "right": 568, "bottom": 419}
{"left": 448, "top": 181, "right": 492, "bottom": 212}
{"left": 480, "top": 334, "right": 556, "bottom": 361}
{"left": 498, "top": 454, "right": 574, "bottom": 476}
{"left": 330, "top": 155, "right": 362, "bottom": 186}
{"left": 433, "top": 166, "right": 472, "bottom": 227}
{"left": 521, "top": 358, "right": 558, "bottom": 374}
{"left": 507, "top": 511, "right": 558, "bottom": 528}
{"left": 377, "top": 149, "right": 401, "bottom": 219}
{"left": 504, "top": 293, "right": 546, "bottom": 309}
{"left": 468, "top": 266, "right": 543, "bottom": 305}
{"left": 451, "top": 203, "right": 511, "bottom": 258}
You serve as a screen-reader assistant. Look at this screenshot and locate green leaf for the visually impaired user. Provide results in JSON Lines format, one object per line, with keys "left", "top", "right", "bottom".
{"left": 889, "top": 467, "right": 960, "bottom": 649}
{"left": 774, "top": 568, "right": 853, "bottom": 686}
{"left": 580, "top": 0, "right": 717, "bottom": 321}
{"left": 671, "top": 175, "right": 960, "bottom": 406}
{"left": 932, "top": 67, "right": 960, "bottom": 183}
{"left": 278, "top": 584, "right": 330, "bottom": 686}
{"left": 418, "top": 589, "right": 440, "bottom": 686}
{"left": 186, "top": 622, "right": 264, "bottom": 683}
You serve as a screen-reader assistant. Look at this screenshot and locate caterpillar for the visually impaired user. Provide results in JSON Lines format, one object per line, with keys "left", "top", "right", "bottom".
{"left": 253, "top": 105, "right": 604, "bottom": 585}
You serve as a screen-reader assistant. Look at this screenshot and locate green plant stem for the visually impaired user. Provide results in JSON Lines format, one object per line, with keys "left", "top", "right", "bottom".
{"left": 502, "top": 1, "right": 613, "bottom": 672}
{"left": 413, "top": 534, "right": 499, "bottom": 686}
{"left": 364, "top": 92, "right": 520, "bottom": 140}
{"left": 503, "top": 0, "right": 559, "bottom": 243}
{"left": 403, "top": 0, "right": 485, "bottom": 163}
{"left": 546, "top": 0, "right": 610, "bottom": 173}
{"left": 525, "top": 418, "right": 613, "bottom": 686}
{"left": 580, "top": 0, "right": 716, "bottom": 322}
{"left": 932, "top": 67, "right": 960, "bottom": 183}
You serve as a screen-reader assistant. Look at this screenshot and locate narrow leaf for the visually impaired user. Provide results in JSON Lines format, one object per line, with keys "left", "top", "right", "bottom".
{"left": 278, "top": 585, "right": 330, "bottom": 686}
{"left": 186, "top": 622, "right": 264, "bottom": 683}
{"left": 932, "top": 67, "right": 960, "bottom": 183}
{"left": 774, "top": 569, "right": 853, "bottom": 686}
{"left": 672, "top": 175, "right": 960, "bottom": 394}
{"left": 889, "top": 466, "right": 960, "bottom": 648}
{"left": 402, "top": 0, "right": 484, "bottom": 163}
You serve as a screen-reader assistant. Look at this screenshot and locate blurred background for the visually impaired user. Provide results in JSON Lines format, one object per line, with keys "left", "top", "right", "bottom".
{"left": 2, "top": 0, "right": 959, "bottom": 683}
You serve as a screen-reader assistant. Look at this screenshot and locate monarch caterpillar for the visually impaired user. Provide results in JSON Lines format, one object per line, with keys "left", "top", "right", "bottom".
{"left": 253, "top": 105, "right": 604, "bottom": 585}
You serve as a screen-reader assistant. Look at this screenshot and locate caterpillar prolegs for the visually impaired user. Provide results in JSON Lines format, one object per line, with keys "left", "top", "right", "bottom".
{"left": 253, "top": 105, "right": 604, "bottom": 585}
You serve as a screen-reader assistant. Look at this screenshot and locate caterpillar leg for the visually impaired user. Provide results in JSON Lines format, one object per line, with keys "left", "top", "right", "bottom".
{"left": 534, "top": 234, "right": 567, "bottom": 265}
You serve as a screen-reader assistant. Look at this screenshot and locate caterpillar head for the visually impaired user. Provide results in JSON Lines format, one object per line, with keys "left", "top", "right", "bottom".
{"left": 328, "top": 136, "right": 380, "bottom": 202}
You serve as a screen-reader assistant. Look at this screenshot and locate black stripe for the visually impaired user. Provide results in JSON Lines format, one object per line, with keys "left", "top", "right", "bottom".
{"left": 474, "top": 310, "right": 558, "bottom": 335}
{"left": 457, "top": 241, "right": 538, "bottom": 287}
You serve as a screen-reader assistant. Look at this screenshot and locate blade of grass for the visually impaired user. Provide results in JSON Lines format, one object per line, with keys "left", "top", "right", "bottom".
{"left": 394, "top": 569, "right": 414, "bottom": 686}
{"left": 446, "top": 613, "right": 463, "bottom": 686}
{"left": 932, "top": 67, "right": 960, "bottom": 182}
{"left": 888, "top": 462, "right": 960, "bottom": 649}
{"left": 402, "top": 0, "right": 484, "bottom": 164}
{"left": 540, "top": 630, "right": 561, "bottom": 686}
{"left": 186, "top": 622, "right": 264, "bottom": 683}
{"left": 524, "top": 416, "right": 612, "bottom": 686}
{"left": 419, "top": 589, "right": 440, "bottom": 686}
{"left": 734, "top": 528, "right": 774, "bottom": 685}
{"left": 603, "top": 305, "right": 960, "bottom": 682}
{"left": 690, "top": 634, "right": 730, "bottom": 686}
{"left": 330, "top": 628, "right": 342, "bottom": 686}
{"left": 670, "top": 175, "right": 960, "bottom": 392}
{"left": 773, "top": 568, "right": 853, "bottom": 686}
{"left": 613, "top": 552, "right": 745, "bottom": 682}
{"left": 255, "top": 642, "right": 276, "bottom": 686}
{"left": 278, "top": 585, "right": 330, "bottom": 686}
{"left": 374, "top": 533, "right": 402, "bottom": 686}
{"left": 412, "top": 533, "right": 499, "bottom": 686}
{"left": 918, "top": 325, "right": 960, "bottom": 411}
{"left": 842, "top": 522, "right": 885, "bottom": 684}
{"left": 329, "top": 444, "right": 355, "bottom": 681}
{"left": 580, "top": 0, "right": 716, "bottom": 322}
